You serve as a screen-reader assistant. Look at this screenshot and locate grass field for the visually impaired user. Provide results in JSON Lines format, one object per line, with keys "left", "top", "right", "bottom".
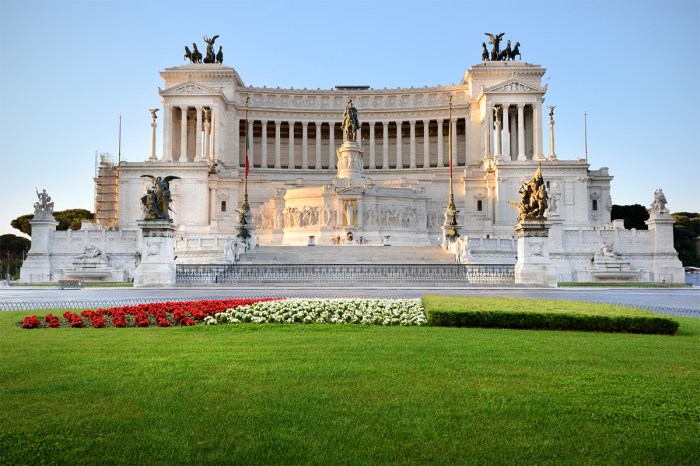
{"left": 1, "top": 308, "right": 699, "bottom": 465}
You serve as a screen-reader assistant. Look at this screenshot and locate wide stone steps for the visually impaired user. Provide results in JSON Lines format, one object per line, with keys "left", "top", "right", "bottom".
{"left": 239, "top": 246, "right": 455, "bottom": 265}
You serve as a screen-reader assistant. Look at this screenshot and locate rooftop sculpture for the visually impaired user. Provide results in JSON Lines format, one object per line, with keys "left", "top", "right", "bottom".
{"left": 184, "top": 35, "right": 223, "bottom": 64}
{"left": 483, "top": 33, "right": 521, "bottom": 61}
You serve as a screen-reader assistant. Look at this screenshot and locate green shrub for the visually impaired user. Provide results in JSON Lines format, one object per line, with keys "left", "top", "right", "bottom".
{"left": 422, "top": 295, "right": 679, "bottom": 335}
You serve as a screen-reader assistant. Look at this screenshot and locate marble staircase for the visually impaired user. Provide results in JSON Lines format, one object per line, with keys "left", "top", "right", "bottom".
{"left": 239, "top": 245, "right": 455, "bottom": 265}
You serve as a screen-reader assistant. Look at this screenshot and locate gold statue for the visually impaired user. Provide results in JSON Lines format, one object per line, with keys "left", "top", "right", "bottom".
{"left": 509, "top": 166, "right": 548, "bottom": 222}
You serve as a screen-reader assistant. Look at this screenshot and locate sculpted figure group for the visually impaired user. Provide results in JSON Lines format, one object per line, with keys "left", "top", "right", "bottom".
{"left": 509, "top": 166, "right": 548, "bottom": 222}
{"left": 34, "top": 188, "right": 54, "bottom": 215}
{"left": 140, "top": 175, "right": 180, "bottom": 220}
{"left": 482, "top": 33, "right": 521, "bottom": 61}
{"left": 184, "top": 35, "right": 223, "bottom": 64}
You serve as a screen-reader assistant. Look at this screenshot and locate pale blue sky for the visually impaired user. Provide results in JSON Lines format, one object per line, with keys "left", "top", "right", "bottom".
{"left": 1, "top": 0, "right": 698, "bottom": 237}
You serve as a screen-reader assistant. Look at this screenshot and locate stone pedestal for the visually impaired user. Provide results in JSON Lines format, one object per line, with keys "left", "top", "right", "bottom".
{"left": 133, "top": 220, "right": 177, "bottom": 287}
{"left": 19, "top": 214, "right": 58, "bottom": 283}
{"left": 645, "top": 211, "right": 685, "bottom": 283}
{"left": 514, "top": 219, "right": 557, "bottom": 287}
{"left": 336, "top": 141, "right": 364, "bottom": 182}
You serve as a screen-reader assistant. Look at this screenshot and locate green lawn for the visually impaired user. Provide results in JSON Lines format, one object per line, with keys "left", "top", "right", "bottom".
{"left": 1, "top": 308, "right": 699, "bottom": 465}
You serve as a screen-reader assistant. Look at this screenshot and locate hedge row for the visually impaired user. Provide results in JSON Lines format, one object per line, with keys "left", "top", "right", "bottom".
{"left": 422, "top": 296, "right": 679, "bottom": 335}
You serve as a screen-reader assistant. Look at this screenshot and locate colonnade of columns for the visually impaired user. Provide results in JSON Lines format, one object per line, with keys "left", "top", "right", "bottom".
{"left": 487, "top": 101, "right": 544, "bottom": 161}
{"left": 161, "top": 105, "right": 218, "bottom": 162}
{"left": 242, "top": 118, "right": 470, "bottom": 170}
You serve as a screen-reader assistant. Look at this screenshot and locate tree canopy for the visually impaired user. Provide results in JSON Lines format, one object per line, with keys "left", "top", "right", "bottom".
{"left": 10, "top": 209, "right": 95, "bottom": 236}
{"left": 672, "top": 212, "right": 700, "bottom": 267}
{"left": 0, "top": 234, "right": 31, "bottom": 278}
{"left": 611, "top": 204, "right": 649, "bottom": 230}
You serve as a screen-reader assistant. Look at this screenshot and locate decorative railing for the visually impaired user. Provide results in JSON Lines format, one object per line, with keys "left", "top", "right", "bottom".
{"left": 175, "top": 263, "right": 515, "bottom": 286}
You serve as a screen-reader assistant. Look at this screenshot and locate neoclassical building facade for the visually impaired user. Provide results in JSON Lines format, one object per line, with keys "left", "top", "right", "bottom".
{"left": 19, "top": 55, "right": 684, "bottom": 284}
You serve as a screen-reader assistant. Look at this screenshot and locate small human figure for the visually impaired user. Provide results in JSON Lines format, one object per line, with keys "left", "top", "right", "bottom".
{"left": 216, "top": 46, "right": 223, "bottom": 64}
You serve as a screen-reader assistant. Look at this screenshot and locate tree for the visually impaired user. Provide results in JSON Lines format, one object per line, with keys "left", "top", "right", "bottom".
{"left": 0, "top": 234, "right": 31, "bottom": 278}
{"left": 672, "top": 212, "right": 700, "bottom": 267}
{"left": 10, "top": 209, "right": 95, "bottom": 236}
{"left": 611, "top": 204, "right": 649, "bottom": 230}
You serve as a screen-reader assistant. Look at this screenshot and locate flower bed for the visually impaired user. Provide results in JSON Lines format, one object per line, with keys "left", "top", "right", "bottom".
{"left": 204, "top": 298, "right": 427, "bottom": 326}
{"left": 18, "top": 298, "right": 279, "bottom": 329}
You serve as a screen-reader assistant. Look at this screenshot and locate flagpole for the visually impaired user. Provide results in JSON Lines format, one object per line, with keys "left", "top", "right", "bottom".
{"left": 243, "top": 97, "right": 250, "bottom": 212}
{"left": 443, "top": 94, "right": 459, "bottom": 244}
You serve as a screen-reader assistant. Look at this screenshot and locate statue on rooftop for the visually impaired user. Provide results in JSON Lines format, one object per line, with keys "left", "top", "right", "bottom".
{"left": 648, "top": 188, "right": 668, "bottom": 214}
{"left": 485, "top": 32, "right": 505, "bottom": 61}
{"left": 341, "top": 99, "right": 360, "bottom": 142}
{"left": 203, "top": 35, "right": 219, "bottom": 63}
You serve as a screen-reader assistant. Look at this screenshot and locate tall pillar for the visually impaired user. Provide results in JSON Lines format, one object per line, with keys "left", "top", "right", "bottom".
{"left": 180, "top": 106, "right": 188, "bottom": 162}
{"left": 195, "top": 107, "right": 203, "bottom": 160}
{"left": 422, "top": 120, "right": 430, "bottom": 168}
{"left": 409, "top": 120, "right": 417, "bottom": 169}
{"left": 369, "top": 122, "right": 376, "bottom": 169}
{"left": 203, "top": 119, "right": 211, "bottom": 161}
{"left": 288, "top": 121, "right": 295, "bottom": 169}
{"left": 212, "top": 111, "right": 219, "bottom": 163}
{"left": 212, "top": 110, "right": 220, "bottom": 164}
{"left": 502, "top": 104, "right": 510, "bottom": 160}
{"left": 301, "top": 122, "right": 308, "bottom": 169}
{"left": 357, "top": 126, "right": 362, "bottom": 149}
{"left": 534, "top": 99, "right": 544, "bottom": 160}
{"left": 493, "top": 107, "right": 502, "bottom": 158}
{"left": 517, "top": 104, "right": 526, "bottom": 161}
{"left": 451, "top": 117, "right": 458, "bottom": 166}
{"left": 274, "top": 120, "right": 281, "bottom": 169}
{"left": 437, "top": 119, "right": 444, "bottom": 168}
{"left": 315, "top": 122, "right": 322, "bottom": 169}
{"left": 248, "top": 119, "right": 255, "bottom": 166}
{"left": 329, "top": 123, "right": 336, "bottom": 170}
{"left": 150, "top": 111, "right": 158, "bottom": 161}
{"left": 162, "top": 104, "right": 173, "bottom": 161}
{"left": 382, "top": 122, "right": 389, "bottom": 169}
{"left": 396, "top": 121, "right": 403, "bottom": 169}
{"left": 548, "top": 107, "right": 557, "bottom": 160}
{"left": 261, "top": 120, "right": 268, "bottom": 168}
{"left": 464, "top": 112, "right": 471, "bottom": 167}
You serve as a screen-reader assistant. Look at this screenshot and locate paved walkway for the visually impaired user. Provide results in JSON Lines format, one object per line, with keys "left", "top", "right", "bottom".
{"left": 1, "top": 285, "right": 698, "bottom": 317}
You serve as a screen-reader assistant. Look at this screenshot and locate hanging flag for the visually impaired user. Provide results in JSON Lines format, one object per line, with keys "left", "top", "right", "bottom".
{"left": 245, "top": 98, "right": 250, "bottom": 177}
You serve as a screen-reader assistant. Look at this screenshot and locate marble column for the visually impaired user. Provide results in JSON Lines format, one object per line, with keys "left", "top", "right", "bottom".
{"left": 452, "top": 118, "right": 459, "bottom": 167}
{"left": 261, "top": 120, "right": 268, "bottom": 168}
{"left": 409, "top": 120, "right": 417, "bottom": 169}
{"left": 203, "top": 119, "right": 211, "bottom": 161}
{"left": 369, "top": 122, "right": 376, "bottom": 169}
{"left": 180, "top": 106, "right": 188, "bottom": 162}
{"left": 329, "top": 123, "right": 335, "bottom": 170}
{"left": 213, "top": 111, "right": 219, "bottom": 163}
{"left": 437, "top": 119, "right": 444, "bottom": 168}
{"left": 195, "top": 107, "right": 203, "bottom": 160}
{"left": 315, "top": 122, "right": 322, "bottom": 169}
{"left": 301, "top": 122, "right": 308, "bottom": 169}
{"left": 396, "top": 121, "right": 403, "bottom": 169}
{"left": 548, "top": 109, "right": 557, "bottom": 160}
{"left": 382, "top": 122, "right": 389, "bottom": 169}
{"left": 274, "top": 120, "right": 281, "bottom": 169}
{"left": 422, "top": 120, "right": 430, "bottom": 168}
{"left": 534, "top": 99, "right": 544, "bottom": 160}
{"left": 161, "top": 105, "right": 172, "bottom": 161}
{"left": 150, "top": 113, "right": 158, "bottom": 161}
{"left": 288, "top": 121, "right": 295, "bottom": 169}
{"left": 502, "top": 104, "right": 510, "bottom": 160}
{"left": 248, "top": 119, "right": 254, "bottom": 165}
{"left": 517, "top": 104, "right": 526, "bottom": 161}
{"left": 493, "top": 107, "right": 502, "bottom": 158}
